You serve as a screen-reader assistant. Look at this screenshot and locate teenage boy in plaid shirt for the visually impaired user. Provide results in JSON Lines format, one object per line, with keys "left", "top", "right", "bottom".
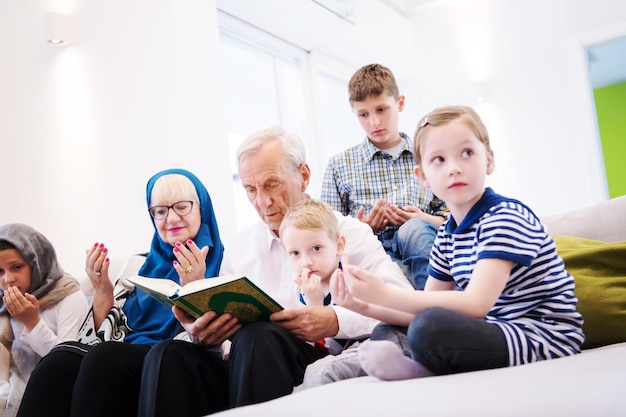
{"left": 321, "top": 63, "right": 447, "bottom": 290}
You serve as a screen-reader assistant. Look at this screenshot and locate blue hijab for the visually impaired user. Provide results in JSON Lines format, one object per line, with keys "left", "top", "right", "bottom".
{"left": 123, "top": 168, "right": 224, "bottom": 345}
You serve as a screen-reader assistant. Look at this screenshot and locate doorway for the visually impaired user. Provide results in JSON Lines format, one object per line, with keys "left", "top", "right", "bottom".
{"left": 585, "top": 34, "right": 626, "bottom": 198}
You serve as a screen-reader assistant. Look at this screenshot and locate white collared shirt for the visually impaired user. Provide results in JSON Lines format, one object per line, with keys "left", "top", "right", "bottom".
{"left": 220, "top": 211, "right": 413, "bottom": 339}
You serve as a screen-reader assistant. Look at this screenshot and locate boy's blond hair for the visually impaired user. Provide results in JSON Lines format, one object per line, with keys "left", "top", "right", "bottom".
{"left": 413, "top": 105, "right": 492, "bottom": 166}
{"left": 279, "top": 199, "right": 340, "bottom": 241}
{"left": 348, "top": 63, "right": 399, "bottom": 104}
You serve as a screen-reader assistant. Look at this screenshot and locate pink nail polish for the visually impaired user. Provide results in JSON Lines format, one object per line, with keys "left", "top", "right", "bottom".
{"left": 187, "top": 239, "right": 193, "bottom": 245}
{"left": 175, "top": 241, "right": 181, "bottom": 247}
{"left": 174, "top": 247, "right": 179, "bottom": 253}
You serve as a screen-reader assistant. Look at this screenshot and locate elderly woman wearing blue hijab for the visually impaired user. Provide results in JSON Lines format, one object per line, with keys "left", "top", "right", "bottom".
{"left": 17, "top": 169, "right": 225, "bottom": 417}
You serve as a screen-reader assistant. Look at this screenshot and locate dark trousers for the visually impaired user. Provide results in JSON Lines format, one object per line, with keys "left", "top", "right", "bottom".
{"left": 19, "top": 323, "right": 324, "bottom": 417}
{"left": 140, "top": 321, "right": 325, "bottom": 416}
{"left": 373, "top": 307, "right": 509, "bottom": 375}
{"left": 17, "top": 341, "right": 150, "bottom": 417}
{"left": 139, "top": 340, "right": 230, "bottom": 417}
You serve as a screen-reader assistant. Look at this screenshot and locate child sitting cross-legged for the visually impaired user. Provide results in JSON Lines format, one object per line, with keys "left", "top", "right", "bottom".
{"left": 331, "top": 105, "right": 585, "bottom": 380}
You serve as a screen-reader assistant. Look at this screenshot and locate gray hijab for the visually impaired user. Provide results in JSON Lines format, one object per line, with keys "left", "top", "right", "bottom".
{"left": 0, "top": 223, "right": 74, "bottom": 314}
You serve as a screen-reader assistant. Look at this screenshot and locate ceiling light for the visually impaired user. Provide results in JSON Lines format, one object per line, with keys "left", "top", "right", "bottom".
{"left": 44, "top": 12, "right": 72, "bottom": 47}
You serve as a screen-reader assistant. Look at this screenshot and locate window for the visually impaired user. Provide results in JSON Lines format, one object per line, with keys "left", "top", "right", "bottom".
{"left": 218, "top": 12, "right": 361, "bottom": 232}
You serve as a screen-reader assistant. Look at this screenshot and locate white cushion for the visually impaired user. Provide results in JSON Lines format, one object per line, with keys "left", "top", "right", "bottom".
{"left": 211, "top": 343, "right": 626, "bottom": 417}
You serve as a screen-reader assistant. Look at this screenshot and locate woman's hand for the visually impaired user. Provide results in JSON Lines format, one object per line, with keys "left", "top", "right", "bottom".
{"left": 86, "top": 242, "right": 114, "bottom": 328}
{"left": 3, "top": 287, "right": 40, "bottom": 331}
{"left": 173, "top": 240, "right": 210, "bottom": 286}
{"left": 173, "top": 306, "right": 241, "bottom": 347}
{"left": 85, "top": 242, "right": 114, "bottom": 295}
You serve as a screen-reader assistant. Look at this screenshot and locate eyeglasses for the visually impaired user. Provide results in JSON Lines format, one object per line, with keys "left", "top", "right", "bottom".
{"left": 148, "top": 201, "right": 194, "bottom": 220}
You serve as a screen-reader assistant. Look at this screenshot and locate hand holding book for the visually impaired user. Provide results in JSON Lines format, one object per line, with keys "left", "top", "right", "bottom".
{"left": 127, "top": 274, "right": 283, "bottom": 324}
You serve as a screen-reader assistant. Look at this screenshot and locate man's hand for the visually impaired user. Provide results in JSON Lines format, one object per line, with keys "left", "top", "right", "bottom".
{"left": 356, "top": 199, "right": 389, "bottom": 233}
{"left": 270, "top": 305, "right": 339, "bottom": 342}
{"left": 173, "top": 306, "right": 241, "bottom": 346}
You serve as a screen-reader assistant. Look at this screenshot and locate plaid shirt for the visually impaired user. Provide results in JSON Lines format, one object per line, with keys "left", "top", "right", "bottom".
{"left": 321, "top": 133, "right": 447, "bottom": 234}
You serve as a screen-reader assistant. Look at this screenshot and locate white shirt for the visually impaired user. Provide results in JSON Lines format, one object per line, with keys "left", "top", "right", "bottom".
{"left": 220, "top": 211, "right": 413, "bottom": 339}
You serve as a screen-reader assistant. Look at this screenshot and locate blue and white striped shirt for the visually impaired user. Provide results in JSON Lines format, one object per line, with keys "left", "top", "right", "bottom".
{"left": 429, "top": 188, "right": 584, "bottom": 365}
{"left": 321, "top": 134, "right": 447, "bottom": 235}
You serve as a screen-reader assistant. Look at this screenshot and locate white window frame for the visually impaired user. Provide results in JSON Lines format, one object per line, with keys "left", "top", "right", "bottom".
{"left": 218, "top": 11, "right": 362, "bottom": 231}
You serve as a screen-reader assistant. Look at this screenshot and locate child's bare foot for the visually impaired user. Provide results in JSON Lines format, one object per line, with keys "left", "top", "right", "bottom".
{"left": 358, "top": 340, "right": 434, "bottom": 381}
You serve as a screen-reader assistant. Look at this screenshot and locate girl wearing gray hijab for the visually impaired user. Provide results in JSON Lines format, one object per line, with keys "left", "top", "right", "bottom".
{"left": 0, "top": 223, "right": 89, "bottom": 417}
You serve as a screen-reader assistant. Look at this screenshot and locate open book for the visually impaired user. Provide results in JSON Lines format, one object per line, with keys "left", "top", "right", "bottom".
{"left": 127, "top": 274, "right": 283, "bottom": 324}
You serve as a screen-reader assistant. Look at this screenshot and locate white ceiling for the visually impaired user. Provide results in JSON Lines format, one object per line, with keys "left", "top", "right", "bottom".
{"left": 380, "top": 0, "right": 436, "bottom": 16}
{"left": 382, "top": 0, "right": 626, "bottom": 89}
{"left": 318, "top": 1, "right": 626, "bottom": 89}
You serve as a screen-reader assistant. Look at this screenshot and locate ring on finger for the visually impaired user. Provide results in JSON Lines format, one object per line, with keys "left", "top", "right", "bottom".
{"left": 94, "top": 270, "right": 102, "bottom": 276}
{"left": 185, "top": 265, "right": 194, "bottom": 273}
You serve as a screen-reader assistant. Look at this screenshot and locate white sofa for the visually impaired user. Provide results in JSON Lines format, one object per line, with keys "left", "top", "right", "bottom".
{"left": 211, "top": 195, "right": 626, "bottom": 417}
{"left": 214, "top": 342, "right": 626, "bottom": 417}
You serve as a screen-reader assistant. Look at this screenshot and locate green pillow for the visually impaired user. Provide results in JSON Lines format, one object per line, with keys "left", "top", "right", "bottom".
{"left": 554, "top": 235, "right": 626, "bottom": 349}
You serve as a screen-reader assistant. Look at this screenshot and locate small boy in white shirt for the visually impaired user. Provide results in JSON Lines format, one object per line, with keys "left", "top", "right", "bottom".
{"left": 280, "top": 199, "right": 347, "bottom": 354}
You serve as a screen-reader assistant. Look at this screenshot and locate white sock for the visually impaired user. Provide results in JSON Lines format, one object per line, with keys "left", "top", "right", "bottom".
{"left": 358, "top": 340, "right": 434, "bottom": 381}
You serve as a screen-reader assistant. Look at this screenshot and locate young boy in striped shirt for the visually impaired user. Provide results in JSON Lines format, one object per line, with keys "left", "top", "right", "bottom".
{"left": 331, "top": 105, "right": 584, "bottom": 380}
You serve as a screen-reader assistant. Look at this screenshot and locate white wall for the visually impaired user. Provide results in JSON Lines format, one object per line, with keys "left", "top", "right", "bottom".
{"left": 0, "top": 0, "right": 235, "bottom": 278}
{"left": 218, "top": 0, "right": 626, "bottom": 217}
{"left": 216, "top": 0, "right": 420, "bottom": 200}
{"left": 403, "top": 0, "right": 626, "bottom": 216}
{"left": 2, "top": 0, "right": 625, "bottom": 278}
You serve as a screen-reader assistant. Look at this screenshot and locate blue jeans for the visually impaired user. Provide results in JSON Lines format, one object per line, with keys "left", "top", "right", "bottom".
{"left": 378, "top": 218, "right": 437, "bottom": 290}
{"left": 371, "top": 323, "right": 411, "bottom": 356}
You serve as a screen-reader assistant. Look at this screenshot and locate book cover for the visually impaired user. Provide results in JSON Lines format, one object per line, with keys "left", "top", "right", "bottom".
{"left": 127, "top": 274, "right": 283, "bottom": 324}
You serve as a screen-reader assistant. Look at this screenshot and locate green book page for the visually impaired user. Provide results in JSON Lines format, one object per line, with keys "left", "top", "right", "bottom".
{"left": 174, "top": 277, "right": 283, "bottom": 323}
